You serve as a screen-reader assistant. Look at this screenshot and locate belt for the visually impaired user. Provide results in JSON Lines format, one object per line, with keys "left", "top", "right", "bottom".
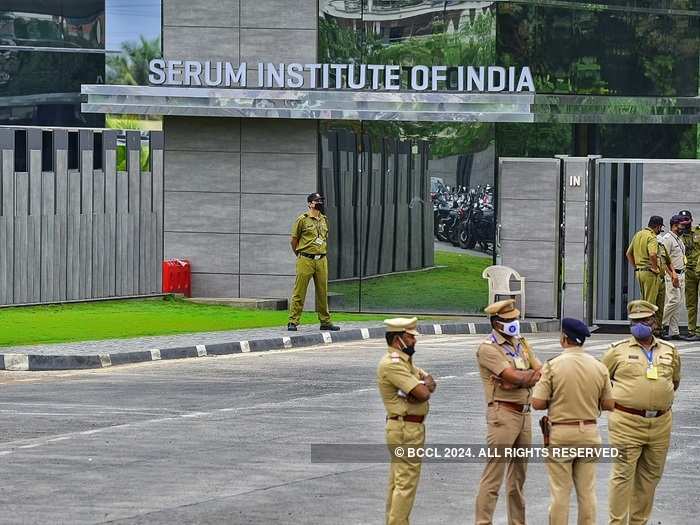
{"left": 387, "top": 414, "right": 425, "bottom": 423}
{"left": 634, "top": 268, "right": 654, "bottom": 272}
{"left": 299, "top": 252, "right": 326, "bottom": 260}
{"left": 489, "top": 401, "right": 531, "bottom": 413}
{"left": 614, "top": 403, "right": 668, "bottom": 418}
{"left": 551, "top": 420, "right": 597, "bottom": 426}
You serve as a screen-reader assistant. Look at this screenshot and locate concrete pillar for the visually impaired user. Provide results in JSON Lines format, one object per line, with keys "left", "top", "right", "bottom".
{"left": 161, "top": 0, "right": 319, "bottom": 299}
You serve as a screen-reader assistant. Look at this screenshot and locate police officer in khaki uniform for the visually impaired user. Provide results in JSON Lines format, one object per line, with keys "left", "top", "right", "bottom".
{"left": 601, "top": 300, "right": 681, "bottom": 525}
{"left": 679, "top": 210, "right": 700, "bottom": 341}
{"left": 626, "top": 216, "right": 664, "bottom": 306}
{"left": 287, "top": 193, "right": 339, "bottom": 331}
{"left": 532, "top": 318, "right": 615, "bottom": 525}
{"left": 660, "top": 215, "right": 687, "bottom": 340}
{"left": 475, "top": 299, "right": 542, "bottom": 525}
{"left": 654, "top": 229, "right": 673, "bottom": 336}
{"left": 377, "top": 317, "right": 436, "bottom": 525}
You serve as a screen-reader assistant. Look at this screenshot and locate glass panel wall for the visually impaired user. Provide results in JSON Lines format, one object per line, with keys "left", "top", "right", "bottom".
{"left": 319, "top": 1, "right": 497, "bottom": 314}
{"left": 496, "top": 1, "right": 700, "bottom": 158}
{"left": 0, "top": 1, "right": 106, "bottom": 126}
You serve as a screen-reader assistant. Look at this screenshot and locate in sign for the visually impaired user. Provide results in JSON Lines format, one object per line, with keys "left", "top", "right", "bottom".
{"left": 569, "top": 175, "right": 581, "bottom": 187}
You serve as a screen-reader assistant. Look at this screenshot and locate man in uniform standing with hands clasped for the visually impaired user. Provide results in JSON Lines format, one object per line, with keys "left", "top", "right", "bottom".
{"left": 287, "top": 193, "right": 339, "bottom": 332}
{"left": 602, "top": 300, "right": 681, "bottom": 525}
{"left": 475, "top": 299, "right": 541, "bottom": 525}
{"left": 532, "top": 318, "right": 615, "bottom": 525}
{"left": 377, "top": 317, "right": 436, "bottom": 525}
{"left": 660, "top": 215, "right": 687, "bottom": 340}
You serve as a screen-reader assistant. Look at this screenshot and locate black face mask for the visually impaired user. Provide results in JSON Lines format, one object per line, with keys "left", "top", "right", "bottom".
{"left": 312, "top": 202, "right": 325, "bottom": 215}
{"left": 398, "top": 336, "right": 415, "bottom": 357}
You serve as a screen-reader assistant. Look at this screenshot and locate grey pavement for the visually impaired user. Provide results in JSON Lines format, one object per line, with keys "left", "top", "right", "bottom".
{"left": 0, "top": 317, "right": 548, "bottom": 356}
{"left": 0, "top": 333, "right": 698, "bottom": 523}
{"left": 434, "top": 240, "right": 492, "bottom": 258}
{"left": 0, "top": 320, "right": 388, "bottom": 356}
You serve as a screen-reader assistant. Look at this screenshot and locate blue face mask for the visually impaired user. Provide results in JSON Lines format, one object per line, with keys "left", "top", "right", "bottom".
{"left": 500, "top": 320, "right": 520, "bottom": 337}
{"left": 630, "top": 323, "right": 653, "bottom": 339}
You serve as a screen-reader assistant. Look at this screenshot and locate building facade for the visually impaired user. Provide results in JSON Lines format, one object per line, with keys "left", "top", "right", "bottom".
{"left": 5, "top": 1, "right": 700, "bottom": 320}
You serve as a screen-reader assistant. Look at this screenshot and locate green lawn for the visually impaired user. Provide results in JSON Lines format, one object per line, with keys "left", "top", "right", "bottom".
{"left": 330, "top": 250, "right": 490, "bottom": 313}
{"left": 0, "top": 297, "right": 385, "bottom": 348}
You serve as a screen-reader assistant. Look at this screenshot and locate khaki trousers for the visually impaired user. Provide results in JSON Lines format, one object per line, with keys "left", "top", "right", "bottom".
{"left": 386, "top": 419, "right": 425, "bottom": 525}
{"left": 546, "top": 424, "right": 601, "bottom": 525}
{"left": 288, "top": 255, "right": 331, "bottom": 325}
{"left": 608, "top": 410, "right": 672, "bottom": 525}
{"left": 662, "top": 273, "right": 685, "bottom": 335}
{"left": 686, "top": 269, "right": 699, "bottom": 335}
{"left": 636, "top": 270, "right": 659, "bottom": 307}
{"left": 475, "top": 405, "right": 531, "bottom": 525}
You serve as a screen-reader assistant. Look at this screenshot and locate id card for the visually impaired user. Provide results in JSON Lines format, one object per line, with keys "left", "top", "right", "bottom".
{"left": 314, "top": 236, "right": 324, "bottom": 246}
{"left": 513, "top": 357, "right": 527, "bottom": 370}
{"left": 646, "top": 365, "right": 658, "bottom": 380}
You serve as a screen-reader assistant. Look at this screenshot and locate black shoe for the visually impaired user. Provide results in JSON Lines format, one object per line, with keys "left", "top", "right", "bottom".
{"left": 659, "top": 332, "right": 671, "bottom": 341}
{"left": 287, "top": 323, "right": 298, "bottom": 331}
{"left": 682, "top": 334, "right": 700, "bottom": 341}
{"left": 670, "top": 335, "right": 682, "bottom": 341}
{"left": 320, "top": 324, "right": 340, "bottom": 331}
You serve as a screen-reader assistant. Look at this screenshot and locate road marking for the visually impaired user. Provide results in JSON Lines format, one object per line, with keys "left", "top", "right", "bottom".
{"left": 196, "top": 345, "right": 207, "bottom": 357}
{"left": 468, "top": 323, "right": 476, "bottom": 334}
{"left": 240, "top": 341, "right": 251, "bottom": 353}
{"left": 434, "top": 324, "right": 443, "bottom": 335}
{"left": 98, "top": 353, "right": 112, "bottom": 367}
{"left": 150, "top": 349, "right": 161, "bottom": 361}
{"left": 361, "top": 328, "right": 370, "bottom": 339}
{"left": 282, "top": 337, "right": 292, "bottom": 349}
{"left": 322, "top": 332, "right": 332, "bottom": 344}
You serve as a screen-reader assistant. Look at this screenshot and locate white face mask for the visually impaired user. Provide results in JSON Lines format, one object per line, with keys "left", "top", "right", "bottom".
{"left": 500, "top": 320, "right": 520, "bottom": 337}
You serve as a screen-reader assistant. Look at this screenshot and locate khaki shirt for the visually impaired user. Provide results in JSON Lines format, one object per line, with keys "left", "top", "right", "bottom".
{"left": 477, "top": 330, "right": 541, "bottom": 405}
{"left": 661, "top": 231, "right": 686, "bottom": 271}
{"left": 291, "top": 213, "right": 329, "bottom": 255}
{"left": 377, "top": 347, "right": 429, "bottom": 418}
{"left": 601, "top": 337, "right": 681, "bottom": 412}
{"left": 532, "top": 347, "right": 613, "bottom": 423}
{"left": 626, "top": 227, "right": 659, "bottom": 271}
{"left": 681, "top": 226, "right": 700, "bottom": 271}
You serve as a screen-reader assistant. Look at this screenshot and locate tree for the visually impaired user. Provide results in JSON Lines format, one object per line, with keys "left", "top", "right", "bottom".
{"left": 106, "top": 36, "right": 161, "bottom": 86}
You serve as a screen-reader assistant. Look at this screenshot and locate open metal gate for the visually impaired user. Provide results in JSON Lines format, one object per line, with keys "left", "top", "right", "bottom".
{"left": 592, "top": 161, "right": 644, "bottom": 323}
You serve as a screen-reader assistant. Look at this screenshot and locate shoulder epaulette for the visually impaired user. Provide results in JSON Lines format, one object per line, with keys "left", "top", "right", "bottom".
{"left": 610, "top": 339, "right": 627, "bottom": 348}
{"left": 657, "top": 339, "right": 676, "bottom": 350}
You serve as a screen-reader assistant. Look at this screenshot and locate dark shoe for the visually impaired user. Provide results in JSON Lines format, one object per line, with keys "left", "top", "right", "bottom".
{"left": 287, "top": 323, "right": 298, "bottom": 331}
{"left": 659, "top": 332, "right": 671, "bottom": 341}
{"left": 670, "top": 335, "right": 682, "bottom": 341}
{"left": 682, "top": 334, "right": 700, "bottom": 341}
{"left": 320, "top": 324, "right": 340, "bottom": 331}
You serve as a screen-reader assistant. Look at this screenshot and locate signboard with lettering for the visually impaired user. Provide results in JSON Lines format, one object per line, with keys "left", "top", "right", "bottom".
{"left": 148, "top": 60, "right": 535, "bottom": 93}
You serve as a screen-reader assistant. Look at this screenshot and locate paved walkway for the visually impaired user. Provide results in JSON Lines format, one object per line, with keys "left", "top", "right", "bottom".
{"left": 1, "top": 317, "right": 522, "bottom": 356}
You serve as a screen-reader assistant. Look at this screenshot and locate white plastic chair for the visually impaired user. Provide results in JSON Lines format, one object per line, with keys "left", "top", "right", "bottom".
{"left": 482, "top": 265, "right": 526, "bottom": 318}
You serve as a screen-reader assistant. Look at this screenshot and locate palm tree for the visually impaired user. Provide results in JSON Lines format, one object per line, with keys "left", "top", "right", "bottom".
{"left": 106, "top": 36, "right": 161, "bottom": 85}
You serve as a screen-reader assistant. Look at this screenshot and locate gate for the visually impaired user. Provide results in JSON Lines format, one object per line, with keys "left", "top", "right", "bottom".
{"left": 592, "top": 161, "right": 644, "bottom": 323}
{"left": 497, "top": 158, "right": 562, "bottom": 318}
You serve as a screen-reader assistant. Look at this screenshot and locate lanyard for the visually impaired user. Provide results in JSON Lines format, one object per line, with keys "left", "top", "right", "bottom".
{"left": 643, "top": 347, "right": 654, "bottom": 367}
{"left": 670, "top": 234, "right": 685, "bottom": 256}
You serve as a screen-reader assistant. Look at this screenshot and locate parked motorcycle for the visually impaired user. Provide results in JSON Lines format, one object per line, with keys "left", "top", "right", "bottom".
{"left": 458, "top": 185, "right": 495, "bottom": 253}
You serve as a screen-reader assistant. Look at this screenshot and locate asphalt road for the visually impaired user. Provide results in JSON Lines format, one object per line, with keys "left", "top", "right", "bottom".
{"left": 0, "top": 333, "right": 699, "bottom": 524}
